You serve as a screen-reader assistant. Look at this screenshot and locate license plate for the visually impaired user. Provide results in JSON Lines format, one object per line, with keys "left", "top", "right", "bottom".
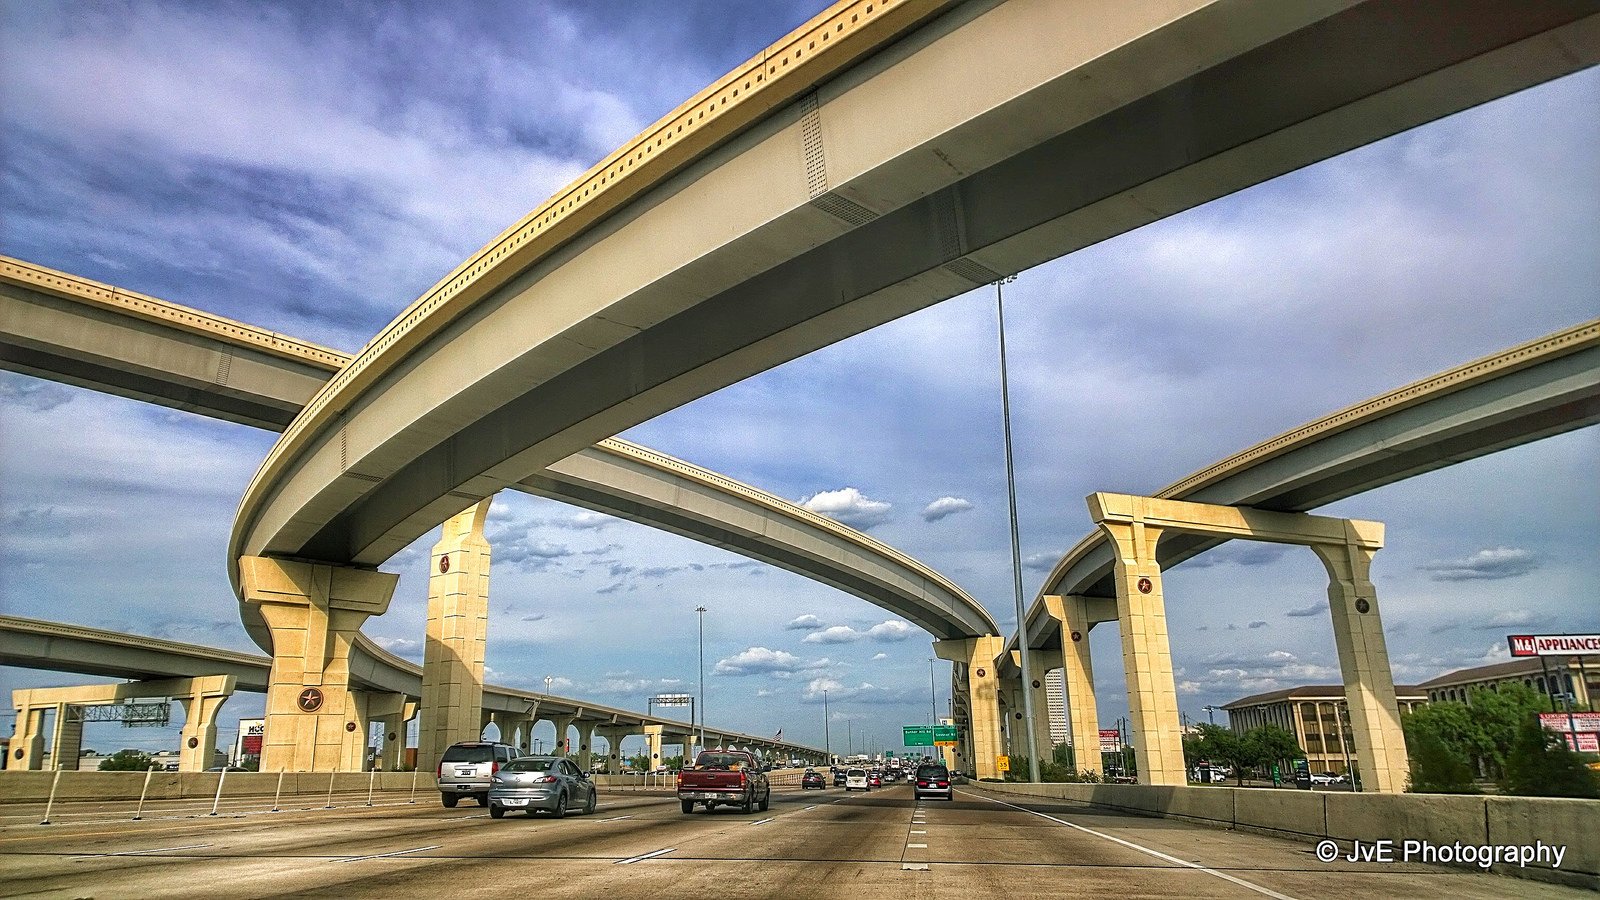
{"left": 500, "top": 798, "right": 528, "bottom": 807}
{"left": 687, "top": 792, "right": 720, "bottom": 800}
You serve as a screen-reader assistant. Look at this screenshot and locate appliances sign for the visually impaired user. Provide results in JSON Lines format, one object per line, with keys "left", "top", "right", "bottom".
{"left": 1507, "top": 634, "right": 1600, "bottom": 657}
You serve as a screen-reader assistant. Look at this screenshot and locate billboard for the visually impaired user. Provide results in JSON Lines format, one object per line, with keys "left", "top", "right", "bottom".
{"left": 237, "top": 718, "right": 265, "bottom": 758}
{"left": 1539, "top": 713, "right": 1600, "bottom": 754}
{"left": 1507, "top": 634, "right": 1600, "bottom": 657}
{"left": 1099, "top": 729, "right": 1121, "bottom": 752}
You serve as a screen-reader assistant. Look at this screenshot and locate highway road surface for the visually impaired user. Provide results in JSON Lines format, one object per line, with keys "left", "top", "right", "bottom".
{"left": 0, "top": 783, "right": 1586, "bottom": 898}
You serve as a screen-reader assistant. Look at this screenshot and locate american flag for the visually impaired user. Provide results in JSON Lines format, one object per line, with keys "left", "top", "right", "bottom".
{"left": 775, "top": 728, "right": 783, "bottom": 740}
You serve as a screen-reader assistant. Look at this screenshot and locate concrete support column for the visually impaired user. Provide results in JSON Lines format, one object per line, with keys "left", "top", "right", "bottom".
{"left": 240, "top": 556, "right": 398, "bottom": 773}
{"left": 366, "top": 693, "right": 413, "bottom": 771}
{"left": 680, "top": 735, "right": 696, "bottom": 762}
{"left": 576, "top": 722, "right": 596, "bottom": 771}
{"left": 9, "top": 703, "right": 46, "bottom": 770}
{"left": 934, "top": 635, "right": 1006, "bottom": 780}
{"left": 418, "top": 498, "right": 494, "bottom": 777}
{"left": 548, "top": 715, "right": 575, "bottom": 756}
{"left": 175, "top": 675, "right": 238, "bottom": 772}
{"left": 1045, "top": 594, "right": 1105, "bottom": 775}
{"left": 49, "top": 703, "right": 83, "bottom": 771}
{"left": 1312, "top": 532, "right": 1409, "bottom": 793}
{"left": 596, "top": 728, "right": 630, "bottom": 773}
{"left": 644, "top": 724, "right": 664, "bottom": 770}
{"left": 1097, "top": 519, "right": 1186, "bottom": 787}
{"left": 1026, "top": 651, "right": 1062, "bottom": 763}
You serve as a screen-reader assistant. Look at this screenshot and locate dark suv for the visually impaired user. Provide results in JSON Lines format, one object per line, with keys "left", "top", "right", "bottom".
{"left": 913, "top": 762, "right": 953, "bottom": 801}
{"left": 437, "top": 741, "right": 518, "bottom": 807}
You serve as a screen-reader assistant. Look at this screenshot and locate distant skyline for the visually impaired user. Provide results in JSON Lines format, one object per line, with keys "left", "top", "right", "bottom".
{"left": 1, "top": 2, "right": 1596, "bottom": 761}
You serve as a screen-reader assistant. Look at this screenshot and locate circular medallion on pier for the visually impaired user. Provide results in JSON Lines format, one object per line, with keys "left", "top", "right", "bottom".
{"left": 346, "top": 721, "right": 358, "bottom": 732}
{"left": 976, "top": 668, "right": 986, "bottom": 678}
{"left": 188, "top": 737, "right": 199, "bottom": 749}
{"left": 439, "top": 555, "right": 450, "bottom": 574}
{"left": 1137, "top": 577, "right": 1153, "bottom": 594}
{"left": 1071, "top": 631, "right": 1082, "bottom": 642}
{"left": 1032, "top": 680, "right": 1041, "bottom": 689}
{"left": 1356, "top": 599, "right": 1370, "bottom": 614}
{"left": 297, "top": 687, "right": 325, "bottom": 713}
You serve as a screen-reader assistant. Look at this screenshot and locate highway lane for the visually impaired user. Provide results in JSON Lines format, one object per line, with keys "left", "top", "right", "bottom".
{"left": 0, "top": 783, "right": 1587, "bottom": 898}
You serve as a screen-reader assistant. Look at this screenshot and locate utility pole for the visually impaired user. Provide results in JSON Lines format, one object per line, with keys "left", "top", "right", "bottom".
{"left": 928, "top": 658, "right": 938, "bottom": 724}
{"left": 823, "top": 689, "right": 831, "bottom": 763}
{"left": 696, "top": 606, "right": 707, "bottom": 752}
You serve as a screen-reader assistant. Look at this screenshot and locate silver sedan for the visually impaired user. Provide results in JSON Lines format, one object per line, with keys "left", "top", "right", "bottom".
{"left": 488, "top": 756, "right": 597, "bottom": 818}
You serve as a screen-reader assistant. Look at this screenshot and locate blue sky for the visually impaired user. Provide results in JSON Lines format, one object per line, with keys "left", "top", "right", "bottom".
{"left": 1, "top": 1, "right": 1596, "bottom": 761}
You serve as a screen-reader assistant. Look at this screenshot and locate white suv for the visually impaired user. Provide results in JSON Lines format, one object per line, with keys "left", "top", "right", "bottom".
{"left": 845, "top": 767, "right": 870, "bottom": 791}
{"left": 437, "top": 741, "right": 518, "bottom": 807}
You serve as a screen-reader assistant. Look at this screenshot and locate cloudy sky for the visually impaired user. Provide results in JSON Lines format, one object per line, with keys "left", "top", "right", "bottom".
{"left": 1, "top": 2, "right": 1595, "bottom": 761}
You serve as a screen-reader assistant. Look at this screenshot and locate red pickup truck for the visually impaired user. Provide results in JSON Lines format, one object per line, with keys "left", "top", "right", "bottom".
{"left": 676, "top": 749, "right": 771, "bottom": 814}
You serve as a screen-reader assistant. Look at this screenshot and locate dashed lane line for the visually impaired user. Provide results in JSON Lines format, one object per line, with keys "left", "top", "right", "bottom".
{"left": 337, "top": 845, "right": 441, "bottom": 863}
{"left": 73, "top": 843, "right": 212, "bottom": 858}
{"left": 961, "top": 790, "right": 1301, "bottom": 900}
{"left": 616, "top": 847, "right": 676, "bottom": 865}
{"left": 748, "top": 817, "right": 776, "bottom": 826}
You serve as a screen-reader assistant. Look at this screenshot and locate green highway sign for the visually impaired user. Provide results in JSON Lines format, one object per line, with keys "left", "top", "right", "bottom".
{"left": 903, "top": 724, "right": 959, "bottom": 746}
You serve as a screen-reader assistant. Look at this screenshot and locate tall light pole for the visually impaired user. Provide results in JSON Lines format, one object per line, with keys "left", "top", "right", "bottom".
{"left": 822, "top": 689, "right": 831, "bottom": 763}
{"left": 996, "top": 274, "right": 1041, "bottom": 784}
{"left": 1203, "top": 705, "right": 1218, "bottom": 725}
{"left": 696, "top": 605, "right": 707, "bottom": 752}
{"left": 929, "top": 658, "right": 938, "bottom": 725}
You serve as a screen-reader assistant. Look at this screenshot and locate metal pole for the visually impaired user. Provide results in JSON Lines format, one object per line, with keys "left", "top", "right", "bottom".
{"left": 1540, "top": 656, "right": 1557, "bottom": 712}
{"left": 324, "top": 768, "right": 337, "bottom": 809}
{"left": 995, "top": 275, "right": 1041, "bottom": 784}
{"left": 408, "top": 765, "right": 418, "bottom": 804}
{"left": 696, "top": 605, "right": 707, "bottom": 752}
{"left": 367, "top": 767, "right": 376, "bottom": 807}
{"left": 929, "top": 658, "right": 938, "bottom": 725}
{"left": 133, "top": 765, "right": 155, "bottom": 820}
{"left": 1335, "top": 701, "right": 1352, "bottom": 784}
{"left": 39, "top": 769, "right": 62, "bottom": 825}
{"left": 272, "top": 769, "right": 285, "bottom": 812}
{"left": 823, "top": 690, "right": 830, "bottom": 763}
{"left": 209, "top": 768, "right": 227, "bottom": 816}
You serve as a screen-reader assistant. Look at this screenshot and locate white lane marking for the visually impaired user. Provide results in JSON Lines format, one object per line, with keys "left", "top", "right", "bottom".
{"left": 901, "top": 863, "right": 929, "bottom": 871}
{"left": 748, "top": 817, "right": 776, "bottom": 826}
{"left": 338, "top": 845, "right": 441, "bottom": 863}
{"left": 907, "top": 843, "right": 927, "bottom": 849}
{"left": 962, "top": 791, "right": 1300, "bottom": 900}
{"left": 76, "top": 843, "right": 212, "bottom": 858}
{"left": 595, "top": 815, "right": 635, "bottom": 822}
{"left": 616, "top": 847, "right": 676, "bottom": 865}
{"left": 803, "top": 806, "right": 817, "bottom": 811}
{"left": 910, "top": 830, "right": 927, "bottom": 834}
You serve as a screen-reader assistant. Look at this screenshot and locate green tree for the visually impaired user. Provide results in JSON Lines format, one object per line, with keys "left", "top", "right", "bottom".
{"left": 1189, "top": 724, "right": 1250, "bottom": 784}
{"left": 97, "top": 749, "right": 154, "bottom": 771}
{"left": 1247, "top": 724, "right": 1302, "bottom": 779}
{"left": 1404, "top": 718, "right": 1478, "bottom": 793}
{"left": 1404, "top": 684, "right": 1545, "bottom": 785}
{"left": 1503, "top": 719, "right": 1600, "bottom": 799}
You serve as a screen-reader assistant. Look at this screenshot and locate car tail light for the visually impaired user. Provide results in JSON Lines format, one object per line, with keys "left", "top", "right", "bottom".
{"left": 676, "top": 773, "right": 683, "bottom": 789}
{"left": 917, "top": 780, "right": 928, "bottom": 787}
{"left": 491, "top": 761, "right": 500, "bottom": 774}
{"left": 738, "top": 771, "right": 748, "bottom": 788}
{"left": 937, "top": 781, "right": 948, "bottom": 787}
{"left": 533, "top": 775, "right": 556, "bottom": 783}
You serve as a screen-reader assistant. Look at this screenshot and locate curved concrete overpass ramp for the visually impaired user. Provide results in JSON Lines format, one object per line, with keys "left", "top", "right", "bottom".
{"left": 0, "top": 256, "right": 994, "bottom": 642}
{"left": 232, "top": 0, "right": 1600, "bottom": 580}
{"left": 0, "top": 615, "right": 820, "bottom": 759}
{"left": 1013, "top": 319, "right": 1600, "bottom": 653}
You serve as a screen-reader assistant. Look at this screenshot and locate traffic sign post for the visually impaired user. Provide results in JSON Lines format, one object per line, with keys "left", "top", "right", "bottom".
{"left": 996, "top": 755, "right": 1010, "bottom": 773}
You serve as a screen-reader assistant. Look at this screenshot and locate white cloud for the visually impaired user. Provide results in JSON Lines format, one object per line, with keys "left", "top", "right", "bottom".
{"left": 1421, "top": 547, "right": 1539, "bottom": 581}
{"left": 800, "top": 677, "right": 905, "bottom": 704}
{"left": 798, "top": 487, "right": 892, "bottom": 530}
{"left": 713, "top": 647, "right": 828, "bottom": 677}
{"left": 802, "top": 626, "right": 862, "bottom": 644}
{"left": 784, "top": 614, "right": 823, "bottom": 631}
{"left": 920, "top": 496, "right": 973, "bottom": 522}
{"left": 866, "top": 620, "right": 916, "bottom": 642}
{"left": 872, "top": 653, "right": 888, "bottom": 661}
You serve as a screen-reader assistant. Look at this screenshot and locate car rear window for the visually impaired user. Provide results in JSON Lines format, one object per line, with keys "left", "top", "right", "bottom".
{"left": 695, "top": 753, "right": 753, "bottom": 769}
{"left": 847, "top": 768, "right": 866, "bottom": 776}
{"left": 505, "top": 758, "right": 557, "bottom": 773}
{"left": 916, "top": 765, "right": 948, "bottom": 779}
{"left": 441, "top": 746, "right": 494, "bottom": 763}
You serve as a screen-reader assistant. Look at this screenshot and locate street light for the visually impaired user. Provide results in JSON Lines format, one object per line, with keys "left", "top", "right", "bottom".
{"left": 1203, "top": 705, "right": 1219, "bottom": 725}
{"left": 822, "top": 689, "right": 831, "bottom": 763}
{"left": 696, "top": 605, "right": 707, "bottom": 752}
{"left": 929, "top": 658, "right": 938, "bottom": 725}
{"left": 996, "top": 273, "right": 1041, "bottom": 784}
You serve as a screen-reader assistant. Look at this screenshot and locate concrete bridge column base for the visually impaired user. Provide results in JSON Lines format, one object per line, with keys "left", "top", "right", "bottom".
{"left": 547, "top": 715, "right": 575, "bottom": 757}
{"left": 644, "top": 724, "right": 664, "bottom": 770}
{"left": 8, "top": 706, "right": 46, "bottom": 770}
{"left": 49, "top": 703, "right": 83, "bottom": 771}
{"left": 576, "top": 722, "right": 596, "bottom": 771}
{"left": 365, "top": 694, "right": 414, "bottom": 771}
{"left": 1026, "top": 651, "right": 1062, "bottom": 763}
{"left": 1313, "top": 533, "right": 1410, "bottom": 793}
{"left": 176, "top": 676, "right": 238, "bottom": 771}
{"left": 597, "top": 727, "right": 630, "bottom": 773}
{"left": 935, "top": 635, "right": 1006, "bottom": 780}
{"left": 1045, "top": 594, "right": 1108, "bottom": 775}
{"left": 239, "top": 556, "right": 398, "bottom": 773}
{"left": 418, "top": 498, "right": 494, "bottom": 777}
{"left": 1096, "top": 518, "right": 1186, "bottom": 787}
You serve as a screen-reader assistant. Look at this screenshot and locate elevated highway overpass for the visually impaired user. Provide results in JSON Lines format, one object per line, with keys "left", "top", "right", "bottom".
{"left": 231, "top": 0, "right": 1599, "bottom": 577}
{"left": 0, "top": 614, "right": 823, "bottom": 770}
